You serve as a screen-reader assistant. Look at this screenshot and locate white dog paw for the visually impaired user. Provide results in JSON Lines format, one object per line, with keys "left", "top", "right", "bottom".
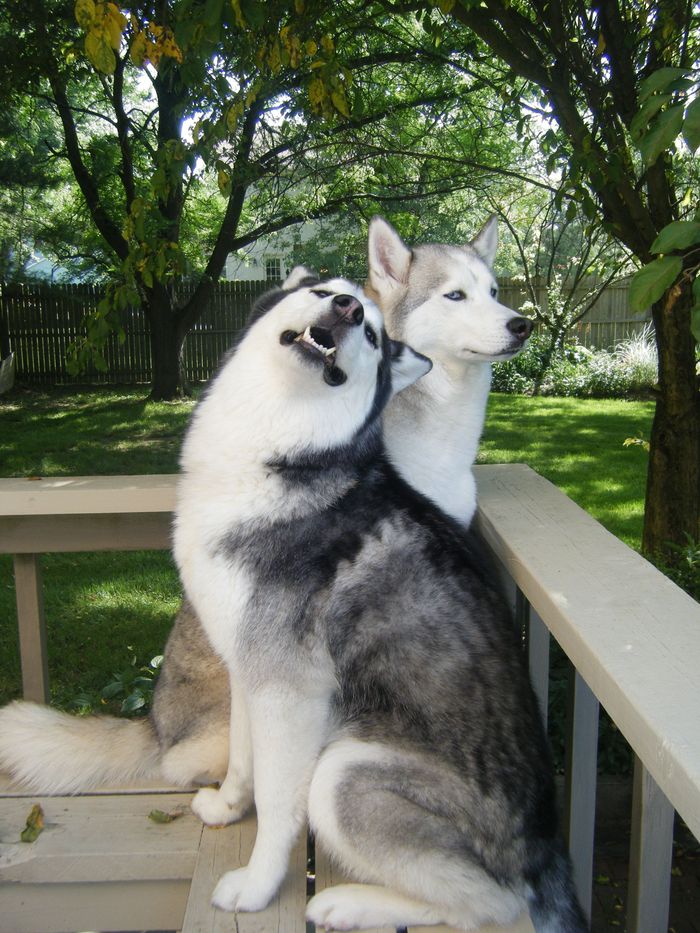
{"left": 212, "top": 868, "right": 274, "bottom": 912}
{"left": 191, "top": 786, "right": 245, "bottom": 826}
{"left": 306, "top": 888, "right": 371, "bottom": 931}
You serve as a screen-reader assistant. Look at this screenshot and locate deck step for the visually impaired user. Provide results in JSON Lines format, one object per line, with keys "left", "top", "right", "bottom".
{"left": 1, "top": 787, "right": 534, "bottom": 933}
{"left": 0, "top": 790, "right": 199, "bottom": 932}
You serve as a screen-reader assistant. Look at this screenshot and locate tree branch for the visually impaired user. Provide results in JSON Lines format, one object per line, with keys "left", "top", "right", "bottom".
{"left": 48, "top": 75, "right": 128, "bottom": 262}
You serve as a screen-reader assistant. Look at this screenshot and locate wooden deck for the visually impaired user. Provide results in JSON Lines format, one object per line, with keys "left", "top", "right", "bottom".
{"left": 0, "top": 776, "right": 534, "bottom": 933}
{"left": 2, "top": 464, "right": 699, "bottom": 932}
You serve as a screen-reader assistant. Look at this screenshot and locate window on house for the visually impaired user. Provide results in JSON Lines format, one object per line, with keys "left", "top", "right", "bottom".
{"left": 265, "top": 258, "right": 282, "bottom": 282}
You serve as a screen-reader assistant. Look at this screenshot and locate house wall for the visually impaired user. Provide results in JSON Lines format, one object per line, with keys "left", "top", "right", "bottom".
{"left": 224, "top": 222, "right": 321, "bottom": 282}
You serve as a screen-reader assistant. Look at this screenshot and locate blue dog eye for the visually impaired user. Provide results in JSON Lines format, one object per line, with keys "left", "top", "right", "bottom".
{"left": 365, "top": 325, "right": 378, "bottom": 348}
{"left": 490, "top": 286, "right": 498, "bottom": 298}
{"left": 311, "top": 289, "right": 332, "bottom": 298}
{"left": 444, "top": 290, "right": 465, "bottom": 301}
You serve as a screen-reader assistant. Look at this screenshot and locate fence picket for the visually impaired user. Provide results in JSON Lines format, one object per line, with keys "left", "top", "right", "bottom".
{"left": 1, "top": 276, "right": 651, "bottom": 387}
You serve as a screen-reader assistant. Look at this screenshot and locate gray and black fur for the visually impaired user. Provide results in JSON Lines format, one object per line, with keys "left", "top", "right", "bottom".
{"left": 226, "top": 449, "right": 585, "bottom": 930}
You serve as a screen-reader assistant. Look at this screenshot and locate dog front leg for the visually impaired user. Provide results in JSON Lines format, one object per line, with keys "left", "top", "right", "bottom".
{"left": 191, "top": 672, "right": 254, "bottom": 826}
{"left": 211, "top": 686, "right": 330, "bottom": 913}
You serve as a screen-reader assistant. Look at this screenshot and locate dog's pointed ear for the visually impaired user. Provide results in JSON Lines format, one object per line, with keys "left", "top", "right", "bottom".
{"left": 283, "top": 265, "right": 317, "bottom": 290}
{"left": 389, "top": 340, "right": 432, "bottom": 395}
{"left": 468, "top": 215, "right": 498, "bottom": 269}
{"left": 368, "top": 217, "right": 412, "bottom": 299}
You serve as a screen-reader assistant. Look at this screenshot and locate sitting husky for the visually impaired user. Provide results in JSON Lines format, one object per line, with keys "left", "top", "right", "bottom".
{"left": 0, "top": 218, "right": 533, "bottom": 793}
{"left": 172, "top": 274, "right": 583, "bottom": 931}
{"left": 367, "top": 215, "right": 532, "bottom": 523}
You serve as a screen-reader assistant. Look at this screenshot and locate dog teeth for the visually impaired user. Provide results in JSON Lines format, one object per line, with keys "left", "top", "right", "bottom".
{"left": 296, "top": 326, "right": 335, "bottom": 357}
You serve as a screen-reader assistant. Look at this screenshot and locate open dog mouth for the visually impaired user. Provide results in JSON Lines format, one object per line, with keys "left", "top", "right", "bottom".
{"left": 281, "top": 325, "right": 347, "bottom": 385}
{"left": 294, "top": 326, "right": 337, "bottom": 362}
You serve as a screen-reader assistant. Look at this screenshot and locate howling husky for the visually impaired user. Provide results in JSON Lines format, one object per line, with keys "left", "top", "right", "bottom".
{"left": 0, "top": 218, "right": 533, "bottom": 793}
{"left": 0, "top": 274, "right": 582, "bottom": 930}
{"left": 173, "top": 274, "right": 581, "bottom": 931}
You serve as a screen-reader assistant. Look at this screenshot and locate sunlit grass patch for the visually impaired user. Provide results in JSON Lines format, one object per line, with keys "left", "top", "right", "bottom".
{"left": 480, "top": 394, "right": 654, "bottom": 550}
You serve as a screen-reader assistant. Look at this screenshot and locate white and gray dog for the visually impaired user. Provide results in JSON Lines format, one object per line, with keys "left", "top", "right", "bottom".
{"left": 0, "top": 218, "right": 533, "bottom": 794}
{"left": 169, "top": 273, "right": 583, "bottom": 930}
{"left": 0, "top": 269, "right": 581, "bottom": 930}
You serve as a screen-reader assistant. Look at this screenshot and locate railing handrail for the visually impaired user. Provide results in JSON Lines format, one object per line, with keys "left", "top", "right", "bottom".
{"left": 474, "top": 463, "right": 700, "bottom": 842}
{"left": 0, "top": 474, "right": 176, "bottom": 519}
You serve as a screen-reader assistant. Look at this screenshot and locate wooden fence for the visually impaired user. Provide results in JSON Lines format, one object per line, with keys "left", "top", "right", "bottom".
{"left": 496, "top": 276, "right": 652, "bottom": 348}
{"left": 1, "top": 277, "right": 651, "bottom": 387}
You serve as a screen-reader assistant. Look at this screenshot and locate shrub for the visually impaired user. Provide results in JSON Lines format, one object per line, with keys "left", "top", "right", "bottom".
{"left": 490, "top": 333, "right": 554, "bottom": 394}
{"left": 612, "top": 323, "right": 658, "bottom": 394}
{"left": 492, "top": 328, "right": 657, "bottom": 399}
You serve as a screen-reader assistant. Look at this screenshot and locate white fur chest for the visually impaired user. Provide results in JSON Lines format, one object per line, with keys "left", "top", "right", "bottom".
{"left": 383, "top": 361, "right": 491, "bottom": 525}
{"left": 172, "top": 382, "right": 292, "bottom": 665}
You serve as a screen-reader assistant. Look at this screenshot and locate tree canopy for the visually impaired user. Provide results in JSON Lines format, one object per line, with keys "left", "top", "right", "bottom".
{"left": 436, "top": 0, "right": 699, "bottom": 563}
{"left": 1, "top": 0, "right": 537, "bottom": 395}
{"left": 1, "top": 0, "right": 697, "bottom": 563}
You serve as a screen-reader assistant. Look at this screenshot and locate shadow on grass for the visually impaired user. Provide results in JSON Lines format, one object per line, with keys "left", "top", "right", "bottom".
{"left": 1, "top": 386, "right": 195, "bottom": 476}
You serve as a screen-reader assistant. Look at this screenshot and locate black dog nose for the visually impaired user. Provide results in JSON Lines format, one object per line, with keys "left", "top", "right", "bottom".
{"left": 332, "top": 294, "right": 364, "bottom": 325}
{"left": 507, "top": 316, "right": 533, "bottom": 340}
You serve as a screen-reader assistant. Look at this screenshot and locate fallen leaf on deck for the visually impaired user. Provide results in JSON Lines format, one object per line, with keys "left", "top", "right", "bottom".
{"left": 148, "top": 807, "right": 185, "bottom": 823}
{"left": 20, "top": 804, "right": 45, "bottom": 843}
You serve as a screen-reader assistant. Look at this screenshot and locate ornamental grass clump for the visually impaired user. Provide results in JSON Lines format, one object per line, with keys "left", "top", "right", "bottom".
{"left": 492, "top": 326, "right": 659, "bottom": 399}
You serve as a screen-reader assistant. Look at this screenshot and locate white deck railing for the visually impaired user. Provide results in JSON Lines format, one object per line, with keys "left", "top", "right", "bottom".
{"left": 1, "top": 464, "right": 699, "bottom": 933}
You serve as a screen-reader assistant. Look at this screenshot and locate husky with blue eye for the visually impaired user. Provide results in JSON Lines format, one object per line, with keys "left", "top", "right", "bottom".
{"left": 169, "top": 274, "right": 584, "bottom": 932}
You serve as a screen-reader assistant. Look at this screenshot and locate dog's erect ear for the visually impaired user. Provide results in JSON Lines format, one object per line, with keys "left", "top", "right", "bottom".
{"left": 283, "top": 265, "right": 318, "bottom": 290}
{"left": 389, "top": 340, "right": 432, "bottom": 395}
{"left": 468, "top": 215, "right": 498, "bottom": 269}
{"left": 368, "top": 217, "right": 412, "bottom": 299}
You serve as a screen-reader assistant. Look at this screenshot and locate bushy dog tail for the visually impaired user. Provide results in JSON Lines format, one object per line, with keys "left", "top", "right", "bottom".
{"left": 0, "top": 701, "right": 162, "bottom": 794}
{"left": 527, "top": 840, "right": 589, "bottom": 933}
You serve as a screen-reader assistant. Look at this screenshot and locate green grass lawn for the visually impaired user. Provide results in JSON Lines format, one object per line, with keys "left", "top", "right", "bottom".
{"left": 0, "top": 386, "right": 654, "bottom": 710}
{"left": 479, "top": 394, "right": 654, "bottom": 550}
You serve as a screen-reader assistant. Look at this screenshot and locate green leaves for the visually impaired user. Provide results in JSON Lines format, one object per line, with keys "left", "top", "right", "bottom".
{"left": 149, "top": 808, "right": 185, "bottom": 823}
{"left": 629, "top": 94, "right": 671, "bottom": 142}
{"left": 644, "top": 219, "right": 700, "bottom": 342}
{"left": 637, "top": 104, "right": 685, "bottom": 167}
{"left": 683, "top": 98, "right": 700, "bottom": 152}
{"left": 629, "top": 256, "right": 682, "bottom": 311}
{"left": 638, "top": 68, "right": 692, "bottom": 103}
{"left": 650, "top": 221, "right": 700, "bottom": 254}
{"left": 631, "top": 66, "right": 699, "bottom": 165}
{"left": 100, "top": 651, "right": 163, "bottom": 715}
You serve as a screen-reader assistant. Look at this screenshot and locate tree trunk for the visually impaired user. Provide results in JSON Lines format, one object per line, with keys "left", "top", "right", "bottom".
{"left": 642, "top": 279, "right": 700, "bottom": 561}
{"left": 146, "top": 292, "right": 188, "bottom": 400}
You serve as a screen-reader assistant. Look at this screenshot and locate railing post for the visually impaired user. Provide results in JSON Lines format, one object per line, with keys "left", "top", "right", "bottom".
{"left": 627, "top": 755, "right": 674, "bottom": 933}
{"left": 563, "top": 667, "right": 599, "bottom": 923}
{"left": 13, "top": 553, "right": 50, "bottom": 703}
{"left": 526, "top": 605, "right": 550, "bottom": 728}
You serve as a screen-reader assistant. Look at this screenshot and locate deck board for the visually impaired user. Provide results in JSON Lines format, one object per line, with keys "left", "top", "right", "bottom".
{"left": 181, "top": 816, "right": 308, "bottom": 933}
